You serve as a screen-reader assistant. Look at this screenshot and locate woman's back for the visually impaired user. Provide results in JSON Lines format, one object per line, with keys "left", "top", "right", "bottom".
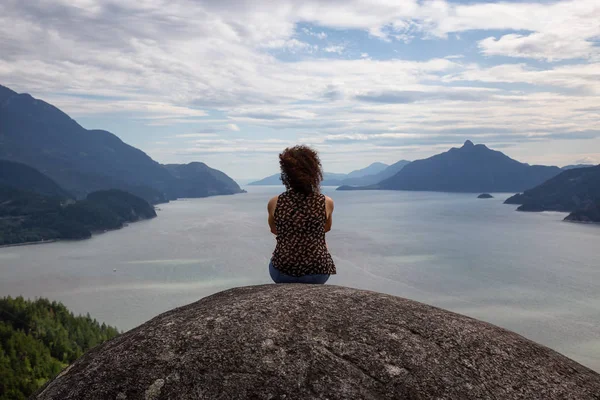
{"left": 271, "top": 190, "right": 335, "bottom": 277}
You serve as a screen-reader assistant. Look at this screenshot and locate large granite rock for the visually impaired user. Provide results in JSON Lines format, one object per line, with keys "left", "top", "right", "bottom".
{"left": 34, "top": 285, "right": 600, "bottom": 399}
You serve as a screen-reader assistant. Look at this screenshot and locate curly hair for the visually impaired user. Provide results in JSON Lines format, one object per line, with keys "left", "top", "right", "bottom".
{"left": 279, "top": 145, "right": 323, "bottom": 195}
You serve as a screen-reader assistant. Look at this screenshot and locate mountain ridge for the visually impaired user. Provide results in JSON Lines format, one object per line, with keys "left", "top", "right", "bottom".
{"left": 164, "top": 162, "right": 245, "bottom": 198}
{"left": 0, "top": 84, "right": 243, "bottom": 204}
{"left": 340, "top": 141, "right": 561, "bottom": 193}
{"left": 249, "top": 160, "right": 410, "bottom": 187}
{"left": 345, "top": 162, "right": 389, "bottom": 179}
{"left": 0, "top": 160, "right": 72, "bottom": 198}
{"left": 341, "top": 159, "right": 411, "bottom": 187}
{"left": 504, "top": 165, "right": 600, "bottom": 222}
{"left": 248, "top": 171, "right": 350, "bottom": 186}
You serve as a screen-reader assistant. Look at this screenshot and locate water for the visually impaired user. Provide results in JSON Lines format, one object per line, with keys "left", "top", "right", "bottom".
{"left": 1, "top": 187, "right": 599, "bottom": 371}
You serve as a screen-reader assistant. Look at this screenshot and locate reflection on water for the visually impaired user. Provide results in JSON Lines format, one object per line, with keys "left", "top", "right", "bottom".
{"left": 1, "top": 186, "right": 599, "bottom": 371}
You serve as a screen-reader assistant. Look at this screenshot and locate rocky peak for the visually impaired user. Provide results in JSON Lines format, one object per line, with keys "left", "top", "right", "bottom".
{"left": 34, "top": 284, "right": 600, "bottom": 399}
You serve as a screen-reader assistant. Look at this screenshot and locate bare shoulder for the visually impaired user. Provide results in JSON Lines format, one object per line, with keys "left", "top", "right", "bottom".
{"left": 267, "top": 195, "right": 279, "bottom": 212}
{"left": 324, "top": 195, "right": 334, "bottom": 211}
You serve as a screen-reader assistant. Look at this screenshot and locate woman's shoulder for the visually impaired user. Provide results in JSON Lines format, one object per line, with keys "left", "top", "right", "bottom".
{"left": 267, "top": 195, "right": 280, "bottom": 212}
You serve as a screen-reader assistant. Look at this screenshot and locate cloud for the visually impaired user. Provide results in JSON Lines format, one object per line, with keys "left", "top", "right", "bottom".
{"left": 302, "top": 27, "right": 327, "bottom": 39}
{"left": 174, "top": 133, "right": 219, "bottom": 138}
{"left": 576, "top": 157, "right": 598, "bottom": 165}
{"left": 355, "top": 89, "right": 496, "bottom": 104}
{"left": 323, "top": 45, "right": 345, "bottom": 54}
{"left": 265, "top": 38, "right": 315, "bottom": 53}
{"left": 445, "top": 63, "right": 600, "bottom": 94}
{"left": 479, "top": 33, "right": 597, "bottom": 61}
{"left": 1, "top": 0, "right": 599, "bottom": 178}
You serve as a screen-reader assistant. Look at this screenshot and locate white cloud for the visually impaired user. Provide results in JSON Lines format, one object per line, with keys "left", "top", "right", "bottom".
{"left": 174, "top": 133, "right": 219, "bottom": 138}
{"left": 479, "top": 33, "right": 597, "bottom": 61}
{"left": 445, "top": 63, "right": 600, "bottom": 94}
{"left": 0, "top": 0, "right": 599, "bottom": 177}
{"left": 302, "top": 27, "right": 327, "bottom": 39}
{"left": 265, "top": 38, "right": 313, "bottom": 53}
{"left": 323, "top": 45, "right": 345, "bottom": 54}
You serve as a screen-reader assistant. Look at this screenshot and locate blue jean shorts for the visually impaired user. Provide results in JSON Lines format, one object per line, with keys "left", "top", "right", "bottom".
{"left": 269, "top": 260, "right": 330, "bottom": 284}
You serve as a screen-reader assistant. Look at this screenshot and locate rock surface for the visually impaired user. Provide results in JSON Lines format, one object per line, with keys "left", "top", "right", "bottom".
{"left": 478, "top": 193, "right": 494, "bottom": 199}
{"left": 34, "top": 285, "right": 600, "bottom": 400}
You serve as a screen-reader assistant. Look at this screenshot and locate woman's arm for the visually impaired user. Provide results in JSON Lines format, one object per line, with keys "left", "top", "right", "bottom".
{"left": 324, "top": 196, "right": 334, "bottom": 233}
{"left": 267, "top": 196, "right": 278, "bottom": 235}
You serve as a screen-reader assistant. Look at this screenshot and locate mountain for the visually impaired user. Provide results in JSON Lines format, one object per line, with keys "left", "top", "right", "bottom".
{"left": 0, "top": 160, "right": 72, "bottom": 198}
{"left": 504, "top": 165, "right": 600, "bottom": 222}
{"left": 564, "top": 203, "right": 600, "bottom": 223}
{"left": 341, "top": 160, "right": 411, "bottom": 187}
{"left": 364, "top": 141, "right": 562, "bottom": 193}
{"left": 561, "top": 164, "right": 595, "bottom": 170}
{"left": 86, "top": 189, "right": 157, "bottom": 222}
{"left": 0, "top": 84, "right": 242, "bottom": 204}
{"left": 164, "top": 163, "right": 245, "bottom": 197}
{"left": 0, "top": 84, "right": 16, "bottom": 102}
{"left": 248, "top": 161, "right": 405, "bottom": 188}
{"left": 249, "top": 172, "right": 349, "bottom": 186}
{"left": 345, "top": 162, "right": 389, "bottom": 179}
{"left": 0, "top": 187, "right": 156, "bottom": 245}
{"left": 248, "top": 173, "right": 282, "bottom": 186}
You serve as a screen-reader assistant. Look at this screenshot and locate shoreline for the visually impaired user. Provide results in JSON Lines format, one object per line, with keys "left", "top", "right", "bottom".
{"left": 564, "top": 219, "right": 600, "bottom": 225}
{"left": 0, "top": 216, "right": 157, "bottom": 250}
{"left": 0, "top": 191, "right": 246, "bottom": 250}
{"left": 0, "top": 239, "right": 60, "bottom": 249}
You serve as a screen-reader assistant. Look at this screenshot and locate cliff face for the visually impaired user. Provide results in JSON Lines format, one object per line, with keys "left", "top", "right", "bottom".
{"left": 34, "top": 285, "right": 600, "bottom": 400}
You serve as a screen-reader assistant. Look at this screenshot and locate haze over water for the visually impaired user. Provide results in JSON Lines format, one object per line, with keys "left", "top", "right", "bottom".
{"left": 1, "top": 186, "right": 599, "bottom": 371}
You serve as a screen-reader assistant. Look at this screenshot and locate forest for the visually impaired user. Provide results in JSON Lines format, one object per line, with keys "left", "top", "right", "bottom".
{"left": 0, "top": 187, "right": 157, "bottom": 246}
{"left": 0, "top": 296, "right": 120, "bottom": 399}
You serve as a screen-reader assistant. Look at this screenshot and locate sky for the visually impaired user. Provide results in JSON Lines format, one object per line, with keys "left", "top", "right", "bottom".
{"left": 1, "top": 0, "right": 599, "bottom": 180}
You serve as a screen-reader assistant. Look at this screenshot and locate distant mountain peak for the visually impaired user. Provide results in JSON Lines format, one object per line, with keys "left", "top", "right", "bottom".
{"left": 0, "top": 83, "right": 244, "bottom": 203}
{"left": 0, "top": 84, "right": 18, "bottom": 102}
{"left": 375, "top": 142, "right": 561, "bottom": 193}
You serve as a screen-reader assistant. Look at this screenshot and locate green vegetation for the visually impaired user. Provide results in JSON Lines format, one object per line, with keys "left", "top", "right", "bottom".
{"left": 0, "top": 187, "right": 156, "bottom": 246}
{"left": 0, "top": 296, "right": 119, "bottom": 399}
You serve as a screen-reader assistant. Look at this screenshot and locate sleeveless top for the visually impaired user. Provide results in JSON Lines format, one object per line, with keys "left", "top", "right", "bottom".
{"left": 272, "top": 190, "right": 336, "bottom": 277}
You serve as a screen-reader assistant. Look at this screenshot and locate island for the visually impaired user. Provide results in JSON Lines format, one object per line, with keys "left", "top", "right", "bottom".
{"left": 478, "top": 193, "right": 494, "bottom": 199}
{"left": 0, "top": 187, "right": 157, "bottom": 246}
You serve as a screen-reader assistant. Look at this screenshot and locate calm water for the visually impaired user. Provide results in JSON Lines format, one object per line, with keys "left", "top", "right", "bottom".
{"left": 1, "top": 187, "right": 599, "bottom": 371}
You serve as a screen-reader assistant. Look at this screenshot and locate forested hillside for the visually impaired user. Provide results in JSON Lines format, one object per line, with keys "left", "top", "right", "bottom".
{"left": 0, "top": 297, "right": 119, "bottom": 399}
{"left": 0, "top": 188, "right": 156, "bottom": 246}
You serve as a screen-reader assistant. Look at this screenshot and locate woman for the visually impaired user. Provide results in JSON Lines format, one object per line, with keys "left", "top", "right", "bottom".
{"left": 267, "top": 145, "right": 336, "bottom": 284}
